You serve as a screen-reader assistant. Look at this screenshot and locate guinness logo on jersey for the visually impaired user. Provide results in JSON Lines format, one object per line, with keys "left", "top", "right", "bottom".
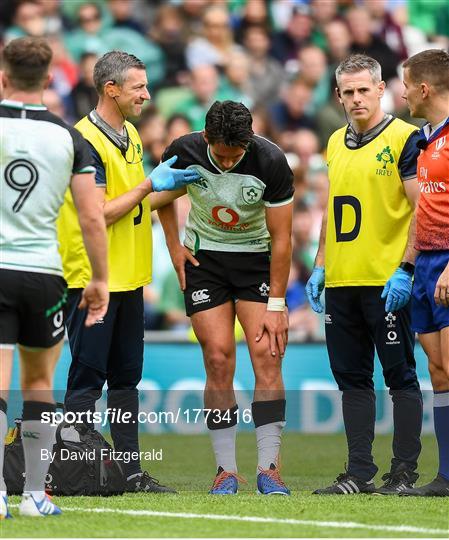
{"left": 242, "top": 186, "right": 263, "bottom": 204}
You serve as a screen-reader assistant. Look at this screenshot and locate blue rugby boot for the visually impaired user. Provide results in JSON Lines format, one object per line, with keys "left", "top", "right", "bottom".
{"left": 257, "top": 463, "right": 291, "bottom": 495}
{"left": 209, "top": 467, "right": 241, "bottom": 495}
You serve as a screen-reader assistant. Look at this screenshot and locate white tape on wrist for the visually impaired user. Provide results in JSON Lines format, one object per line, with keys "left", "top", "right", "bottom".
{"left": 267, "top": 297, "right": 286, "bottom": 312}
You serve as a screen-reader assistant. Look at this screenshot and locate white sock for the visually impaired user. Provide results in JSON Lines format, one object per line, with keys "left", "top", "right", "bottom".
{"left": 22, "top": 419, "right": 56, "bottom": 493}
{"left": 24, "top": 490, "right": 45, "bottom": 502}
{"left": 256, "top": 421, "right": 285, "bottom": 471}
{"left": 210, "top": 425, "right": 237, "bottom": 472}
{"left": 0, "top": 410, "right": 7, "bottom": 492}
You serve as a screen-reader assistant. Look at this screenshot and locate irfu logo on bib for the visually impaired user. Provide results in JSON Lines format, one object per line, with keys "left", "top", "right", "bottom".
{"left": 242, "top": 186, "right": 263, "bottom": 205}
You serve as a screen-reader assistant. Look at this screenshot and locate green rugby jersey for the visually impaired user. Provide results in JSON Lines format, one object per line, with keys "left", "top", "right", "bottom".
{"left": 162, "top": 133, "right": 294, "bottom": 253}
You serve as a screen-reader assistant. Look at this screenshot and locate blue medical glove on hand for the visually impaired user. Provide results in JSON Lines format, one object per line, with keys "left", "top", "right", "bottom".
{"left": 381, "top": 267, "right": 413, "bottom": 313}
{"left": 149, "top": 155, "right": 200, "bottom": 191}
{"left": 306, "top": 266, "right": 325, "bottom": 313}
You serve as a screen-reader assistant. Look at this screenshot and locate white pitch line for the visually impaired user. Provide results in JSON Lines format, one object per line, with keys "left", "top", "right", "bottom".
{"left": 57, "top": 506, "right": 448, "bottom": 536}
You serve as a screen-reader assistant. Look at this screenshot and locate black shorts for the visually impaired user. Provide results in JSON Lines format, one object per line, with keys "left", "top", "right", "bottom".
{"left": 0, "top": 268, "right": 67, "bottom": 348}
{"left": 184, "top": 250, "right": 271, "bottom": 316}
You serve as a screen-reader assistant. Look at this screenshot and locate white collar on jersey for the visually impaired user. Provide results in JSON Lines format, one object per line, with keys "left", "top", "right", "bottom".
{"left": 423, "top": 117, "right": 449, "bottom": 140}
{"left": 0, "top": 99, "right": 47, "bottom": 111}
{"left": 207, "top": 144, "right": 247, "bottom": 174}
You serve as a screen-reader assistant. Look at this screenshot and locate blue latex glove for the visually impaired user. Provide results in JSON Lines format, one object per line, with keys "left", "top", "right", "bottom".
{"left": 305, "top": 266, "right": 325, "bottom": 313}
{"left": 149, "top": 155, "right": 200, "bottom": 191}
{"left": 381, "top": 267, "right": 413, "bottom": 312}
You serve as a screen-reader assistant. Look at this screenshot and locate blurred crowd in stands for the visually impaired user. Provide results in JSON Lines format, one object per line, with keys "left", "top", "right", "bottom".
{"left": 1, "top": 0, "right": 448, "bottom": 339}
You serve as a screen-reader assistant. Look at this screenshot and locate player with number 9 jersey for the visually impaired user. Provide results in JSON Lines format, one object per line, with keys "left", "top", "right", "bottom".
{"left": 0, "top": 36, "right": 108, "bottom": 519}
{"left": 1, "top": 102, "right": 95, "bottom": 277}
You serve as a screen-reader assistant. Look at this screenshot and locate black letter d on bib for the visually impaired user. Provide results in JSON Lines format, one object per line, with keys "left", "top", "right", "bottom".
{"left": 334, "top": 196, "right": 361, "bottom": 242}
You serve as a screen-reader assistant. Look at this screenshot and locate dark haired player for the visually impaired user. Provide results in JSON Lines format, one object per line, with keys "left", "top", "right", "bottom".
{"left": 158, "top": 101, "right": 294, "bottom": 495}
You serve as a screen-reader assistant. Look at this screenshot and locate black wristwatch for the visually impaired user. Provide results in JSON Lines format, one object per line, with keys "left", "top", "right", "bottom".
{"left": 399, "top": 261, "right": 415, "bottom": 276}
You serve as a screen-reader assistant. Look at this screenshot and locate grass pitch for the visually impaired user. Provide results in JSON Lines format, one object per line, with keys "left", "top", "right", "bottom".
{"left": 1, "top": 433, "right": 448, "bottom": 538}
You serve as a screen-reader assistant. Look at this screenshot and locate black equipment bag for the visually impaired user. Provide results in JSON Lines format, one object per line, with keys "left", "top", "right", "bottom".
{"left": 3, "top": 415, "right": 125, "bottom": 496}
{"left": 47, "top": 421, "right": 125, "bottom": 496}
{"left": 3, "top": 419, "right": 25, "bottom": 495}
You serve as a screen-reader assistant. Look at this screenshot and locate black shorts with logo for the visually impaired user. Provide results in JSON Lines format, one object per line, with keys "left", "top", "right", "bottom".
{"left": 0, "top": 268, "right": 67, "bottom": 348}
{"left": 184, "top": 250, "right": 271, "bottom": 316}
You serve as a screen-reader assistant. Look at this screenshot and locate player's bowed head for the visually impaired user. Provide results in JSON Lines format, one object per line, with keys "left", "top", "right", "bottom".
{"left": 203, "top": 100, "right": 254, "bottom": 172}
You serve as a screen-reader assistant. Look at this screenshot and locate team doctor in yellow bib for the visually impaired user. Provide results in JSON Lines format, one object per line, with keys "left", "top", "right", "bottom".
{"left": 326, "top": 113, "right": 417, "bottom": 287}
{"left": 58, "top": 112, "right": 150, "bottom": 291}
{"left": 57, "top": 51, "right": 199, "bottom": 493}
{"left": 306, "top": 54, "right": 423, "bottom": 496}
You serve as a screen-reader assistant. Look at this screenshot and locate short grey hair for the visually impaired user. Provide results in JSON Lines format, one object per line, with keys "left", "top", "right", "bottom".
{"left": 335, "top": 54, "right": 382, "bottom": 86}
{"left": 93, "top": 50, "right": 145, "bottom": 94}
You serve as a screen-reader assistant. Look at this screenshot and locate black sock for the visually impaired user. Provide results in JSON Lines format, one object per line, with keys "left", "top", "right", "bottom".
{"left": 391, "top": 388, "right": 423, "bottom": 472}
{"left": 342, "top": 389, "right": 377, "bottom": 481}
